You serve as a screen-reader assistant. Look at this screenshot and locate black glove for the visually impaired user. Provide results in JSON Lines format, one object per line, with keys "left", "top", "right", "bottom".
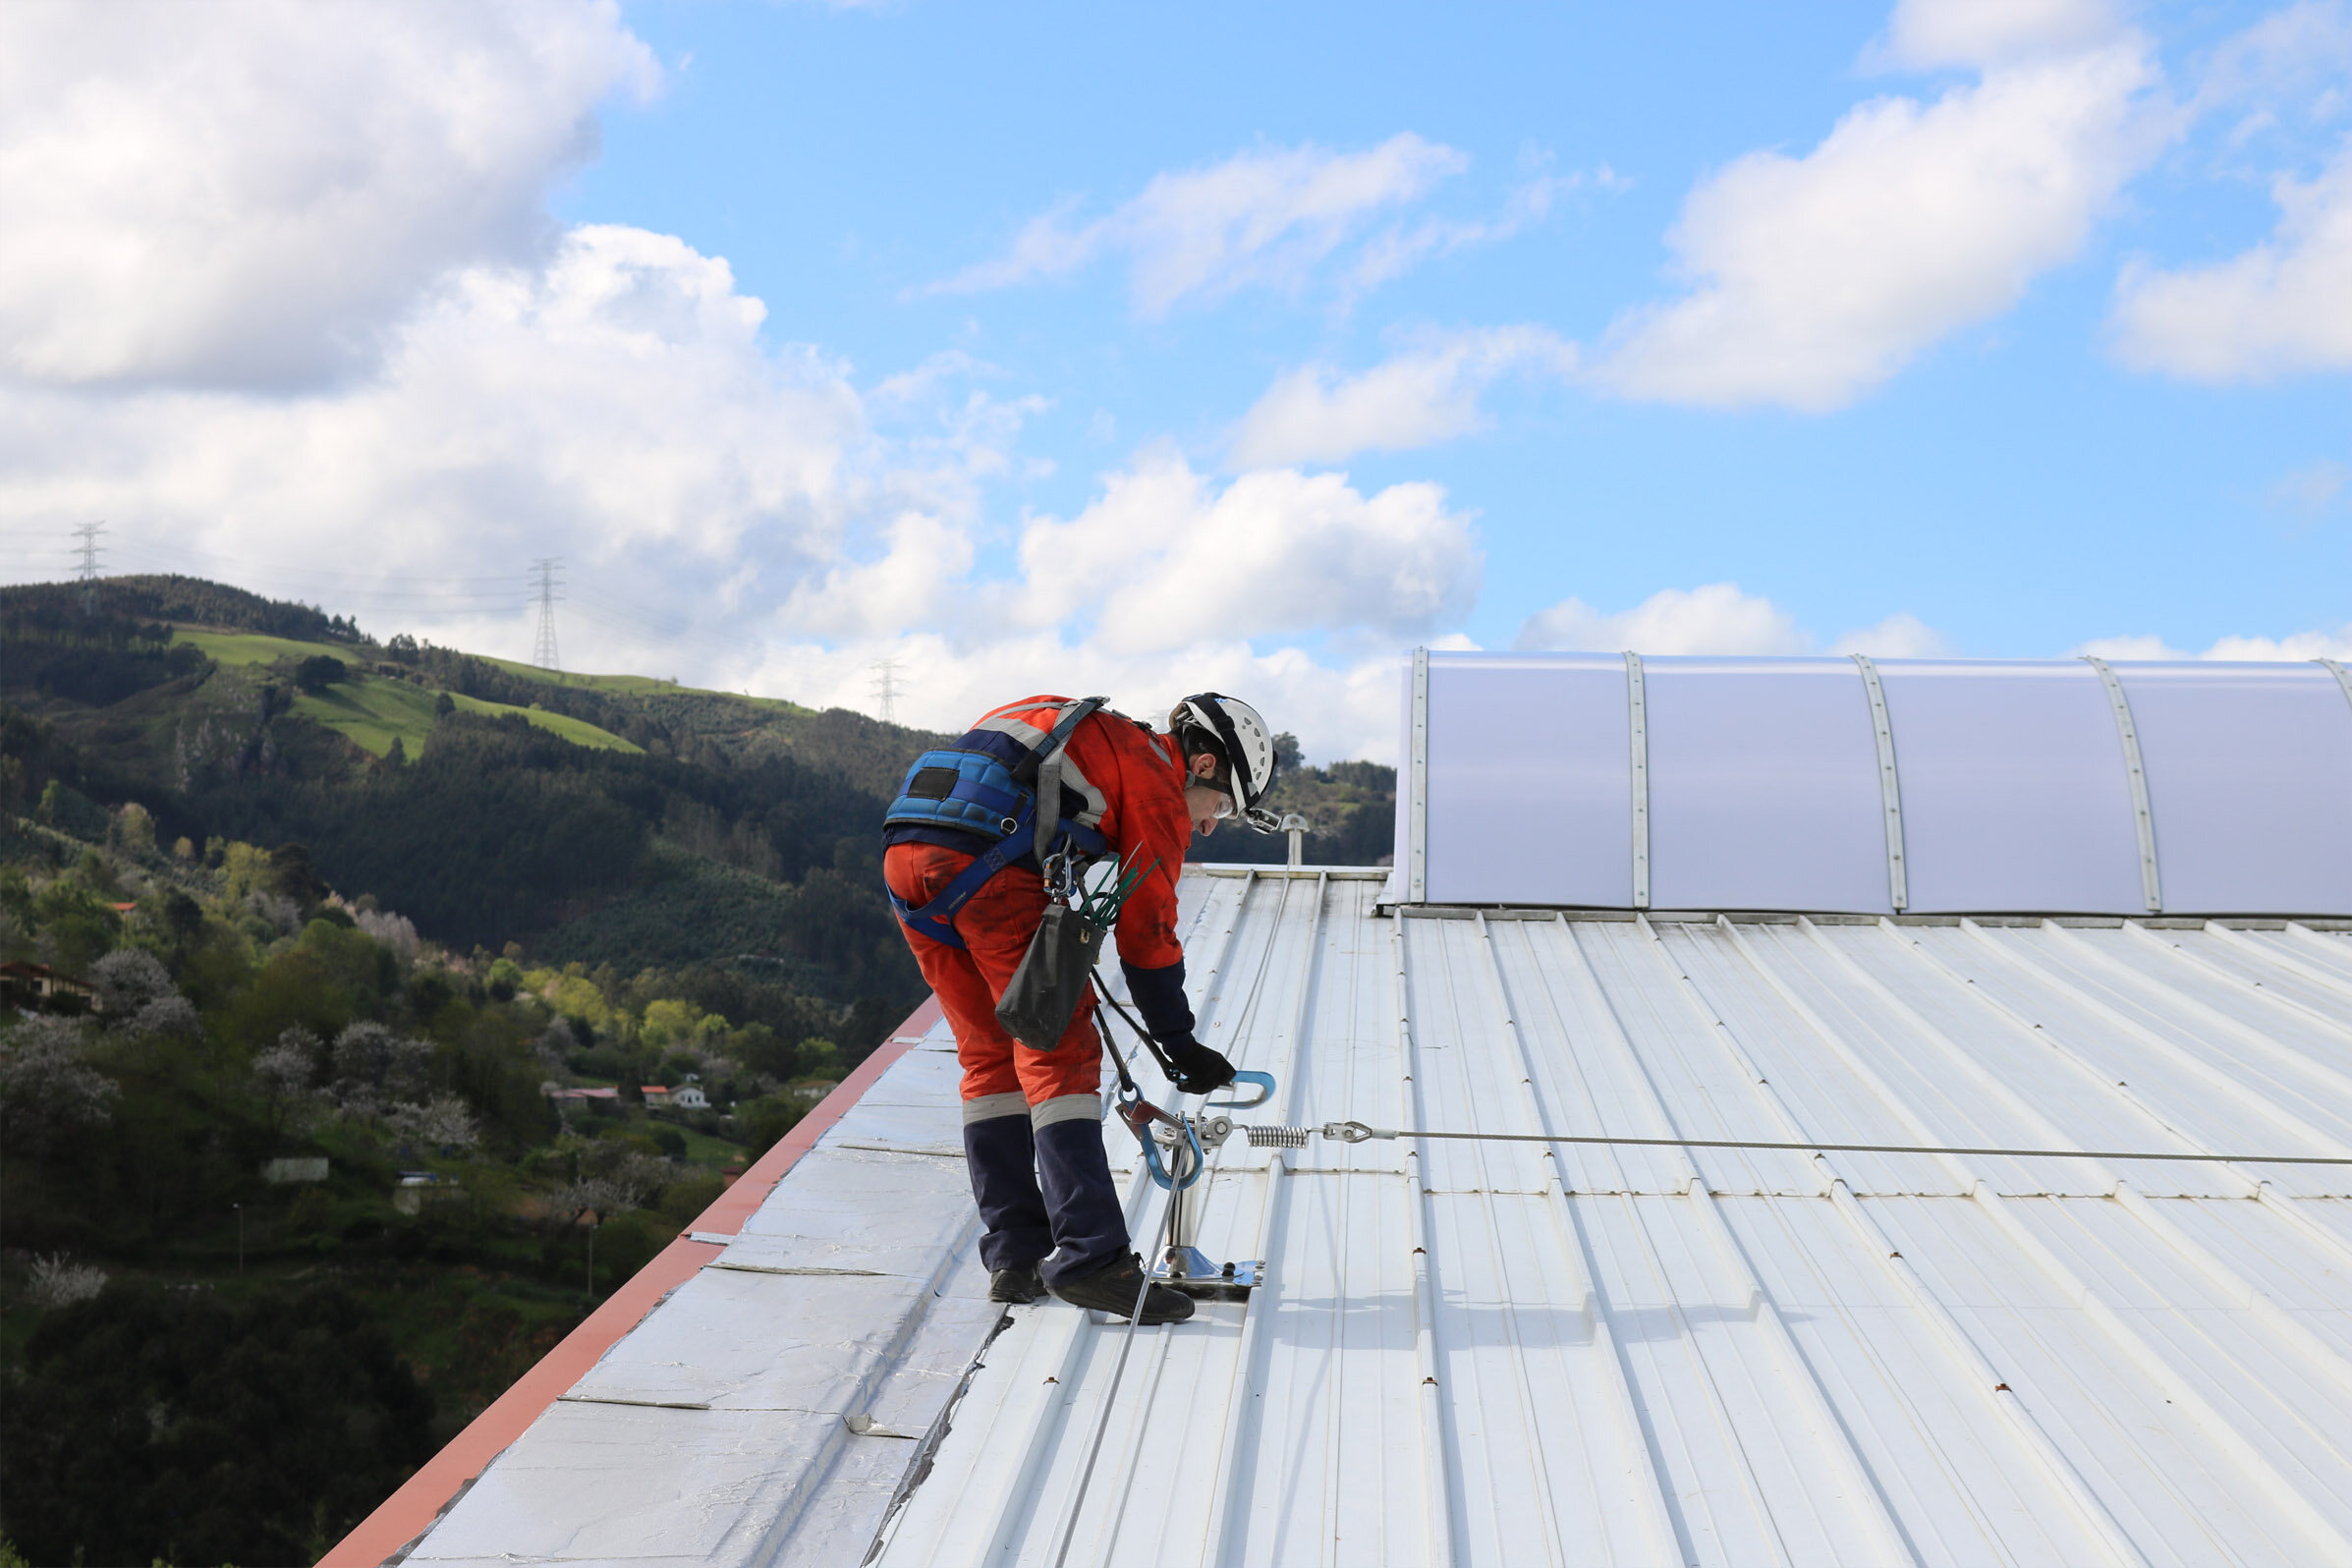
{"left": 1160, "top": 1036, "right": 1235, "bottom": 1095}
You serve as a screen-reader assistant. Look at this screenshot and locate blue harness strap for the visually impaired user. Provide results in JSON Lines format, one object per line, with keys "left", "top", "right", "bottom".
{"left": 887, "top": 698, "right": 1109, "bottom": 950}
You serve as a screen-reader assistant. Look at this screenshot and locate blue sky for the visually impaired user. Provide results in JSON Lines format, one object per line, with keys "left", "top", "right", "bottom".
{"left": 1, "top": 0, "right": 2346, "bottom": 757}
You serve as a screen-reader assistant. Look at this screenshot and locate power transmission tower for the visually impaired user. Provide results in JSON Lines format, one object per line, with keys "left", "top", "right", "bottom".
{"left": 71, "top": 521, "right": 106, "bottom": 614}
{"left": 530, "top": 557, "right": 564, "bottom": 672}
{"left": 868, "top": 657, "right": 901, "bottom": 726}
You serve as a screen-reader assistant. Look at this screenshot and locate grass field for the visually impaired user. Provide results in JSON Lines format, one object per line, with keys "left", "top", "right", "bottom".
{"left": 173, "top": 627, "right": 360, "bottom": 667}
{"left": 175, "top": 627, "right": 641, "bottom": 757}
{"left": 292, "top": 677, "right": 639, "bottom": 758}
{"left": 477, "top": 655, "right": 817, "bottom": 713}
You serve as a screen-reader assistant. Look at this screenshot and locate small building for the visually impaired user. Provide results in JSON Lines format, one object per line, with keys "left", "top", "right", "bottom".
{"left": 393, "top": 1170, "right": 461, "bottom": 1215}
{"left": 543, "top": 1086, "right": 619, "bottom": 1105}
{"left": 668, "top": 1084, "right": 710, "bottom": 1110}
{"left": 1, "top": 961, "right": 95, "bottom": 1014}
{"left": 640, "top": 1085, "right": 672, "bottom": 1108}
{"left": 790, "top": 1079, "right": 839, "bottom": 1101}
{"left": 260, "top": 1156, "right": 329, "bottom": 1185}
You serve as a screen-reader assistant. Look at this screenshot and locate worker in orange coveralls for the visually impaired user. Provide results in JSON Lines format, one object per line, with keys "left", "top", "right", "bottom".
{"left": 882, "top": 694, "right": 1281, "bottom": 1324}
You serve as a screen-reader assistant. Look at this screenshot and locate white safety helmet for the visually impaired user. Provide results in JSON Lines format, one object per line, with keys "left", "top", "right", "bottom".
{"left": 1170, "top": 693, "right": 1281, "bottom": 832}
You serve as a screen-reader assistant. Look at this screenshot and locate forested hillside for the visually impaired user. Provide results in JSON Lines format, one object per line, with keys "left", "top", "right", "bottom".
{"left": 2, "top": 577, "right": 945, "bottom": 1010}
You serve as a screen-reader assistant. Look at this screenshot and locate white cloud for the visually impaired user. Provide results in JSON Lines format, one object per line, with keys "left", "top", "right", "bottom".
{"left": 0, "top": 0, "right": 659, "bottom": 389}
{"left": 1515, "top": 583, "right": 1954, "bottom": 657}
{"left": 1594, "top": 28, "right": 2157, "bottom": 410}
{"left": 1872, "top": 0, "right": 2123, "bottom": 71}
{"left": 1228, "top": 326, "right": 1577, "bottom": 468}
{"left": 931, "top": 135, "right": 1470, "bottom": 315}
{"left": 1008, "top": 453, "right": 1480, "bottom": 654}
{"left": 1515, "top": 584, "right": 1810, "bottom": 653}
{"left": 2271, "top": 459, "right": 2350, "bottom": 513}
{"left": 1341, "top": 166, "right": 1607, "bottom": 305}
{"left": 2186, "top": 2, "right": 2352, "bottom": 134}
{"left": 2, "top": 216, "right": 1451, "bottom": 761}
{"left": 2109, "top": 140, "right": 2352, "bottom": 380}
{"left": 1828, "top": 611, "right": 1957, "bottom": 657}
{"left": 2074, "top": 625, "right": 2352, "bottom": 659}
{"left": 1, "top": 224, "right": 875, "bottom": 641}
{"left": 752, "top": 630, "right": 1415, "bottom": 767}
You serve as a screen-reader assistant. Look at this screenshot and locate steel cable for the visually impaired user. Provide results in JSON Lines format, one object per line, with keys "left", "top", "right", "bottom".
{"left": 1276, "top": 1123, "right": 2352, "bottom": 1165}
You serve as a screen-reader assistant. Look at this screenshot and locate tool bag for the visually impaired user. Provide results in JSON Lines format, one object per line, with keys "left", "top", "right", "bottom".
{"left": 994, "top": 901, "right": 1103, "bottom": 1050}
{"left": 996, "top": 852, "right": 1158, "bottom": 1051}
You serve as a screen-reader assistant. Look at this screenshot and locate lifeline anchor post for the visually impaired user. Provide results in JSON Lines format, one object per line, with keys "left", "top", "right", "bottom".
{"left": 1144, "top": 1108, "right": 1272, "bottom": 1301}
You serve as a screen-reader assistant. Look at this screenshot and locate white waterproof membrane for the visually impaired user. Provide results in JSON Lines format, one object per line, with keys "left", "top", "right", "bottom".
{"left": 1401, "top": 651, "right": 2352, "bottom": 917}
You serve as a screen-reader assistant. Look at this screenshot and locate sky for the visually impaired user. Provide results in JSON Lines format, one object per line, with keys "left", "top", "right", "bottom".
{"left": 1, "top": 0, "right": 2347, "bottom": 761}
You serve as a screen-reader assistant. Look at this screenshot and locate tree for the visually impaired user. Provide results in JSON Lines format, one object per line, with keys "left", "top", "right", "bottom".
{"left": 0, "top": 1286, "right": 434, "bottom": 1568}
{"left": 0, "top": 1016, "right": 119, "bottom": 1153}
{"left": 294, "top": 654, "right": 347, "bottom": 692}
{"left": 329, "top": 1020, "right": 433, "bottom": 1116}
{"left": 88, "top": 947, "right": 171, "bottom": 1015}
{"left": 385, "top": 1093, "right": 480, "bottom": 1152}
{"left": 110, "top": 801, "right": 155, "bottom": 856}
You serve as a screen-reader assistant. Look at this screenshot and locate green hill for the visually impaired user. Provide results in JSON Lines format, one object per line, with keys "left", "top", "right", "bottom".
{"left": 2, "top": 577, "right": 945, "bottom": 1010}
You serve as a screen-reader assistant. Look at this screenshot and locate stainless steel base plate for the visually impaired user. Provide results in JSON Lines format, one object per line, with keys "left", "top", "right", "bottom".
{"left": 1150, "top": 1247, "right": 1265, "bottom": 1299}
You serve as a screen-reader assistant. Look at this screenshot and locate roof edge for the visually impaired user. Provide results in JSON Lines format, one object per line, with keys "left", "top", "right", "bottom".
{"left": 316, "top": 994, "right": 947, "bottom": 1568}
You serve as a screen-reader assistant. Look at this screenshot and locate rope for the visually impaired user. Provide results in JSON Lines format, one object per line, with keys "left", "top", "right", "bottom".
{"left": 1304, "top": 1122, "right": 2352, "bottom": 1166}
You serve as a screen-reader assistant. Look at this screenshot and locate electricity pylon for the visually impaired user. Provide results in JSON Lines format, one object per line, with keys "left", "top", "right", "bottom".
{"left": 531, "top": 558, "right": 564, "bottom": 672}
{"left": 72, "top": 522, "right": 106, "bottom": 614}
{"left": 868, "top": 657, "right": 901, "bottom": 726}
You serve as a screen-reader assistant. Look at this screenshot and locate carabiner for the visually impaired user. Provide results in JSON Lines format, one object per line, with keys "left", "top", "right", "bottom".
{"left": 1207, "top": 1070, "right": 1276, "bottom": 1112}
{"left": 1114, "top": 1083, "right": 1206, "bottom": 1190}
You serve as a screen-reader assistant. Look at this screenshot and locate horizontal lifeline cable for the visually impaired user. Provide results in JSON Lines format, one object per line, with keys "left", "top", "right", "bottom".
{"left": 1291, "top": 1121, "right": 2352, "bottom": 1166}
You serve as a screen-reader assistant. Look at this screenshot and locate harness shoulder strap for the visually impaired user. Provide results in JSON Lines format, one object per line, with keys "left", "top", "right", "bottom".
{"left": 1030, "top": 696, "right": 1106, "bottom": 865}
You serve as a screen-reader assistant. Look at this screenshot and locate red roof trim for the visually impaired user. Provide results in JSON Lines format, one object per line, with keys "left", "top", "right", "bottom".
{"left": 317, "top": 994, "right": 946, "bottom": 1567}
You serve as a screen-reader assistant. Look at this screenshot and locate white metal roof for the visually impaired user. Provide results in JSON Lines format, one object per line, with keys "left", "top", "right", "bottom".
{"left": 396, "top": 865, "right": 2352, "bottom": 1567}
{"left": 1401, "top": 652, "right": 2352, "bottom": 916}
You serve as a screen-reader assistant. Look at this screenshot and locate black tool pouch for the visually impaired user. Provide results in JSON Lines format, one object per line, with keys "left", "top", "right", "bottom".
{"left": 995, "top": 903, "right": 1102, "bottom": 1050}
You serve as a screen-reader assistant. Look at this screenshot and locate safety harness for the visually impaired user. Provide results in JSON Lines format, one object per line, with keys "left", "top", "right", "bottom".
{"left": 882, "top": 697, "right": 1110, "bottom": 949}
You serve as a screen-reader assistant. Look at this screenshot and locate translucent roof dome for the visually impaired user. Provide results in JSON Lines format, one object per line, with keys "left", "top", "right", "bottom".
{"left": 1396, "top": 652, "right": 2352, "bottom": 916}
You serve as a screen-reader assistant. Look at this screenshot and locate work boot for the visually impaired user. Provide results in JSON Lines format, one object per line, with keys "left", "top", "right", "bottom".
{"left": 988, "top": 1262, "right": 1046, "bottom": 1304}
{"left": 1051, "top": 1252, "right": 1195, "bottom": 1324}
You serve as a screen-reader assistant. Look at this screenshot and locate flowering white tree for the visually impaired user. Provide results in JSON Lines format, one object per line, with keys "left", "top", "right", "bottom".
{"left": 552, "top": 1148, "right": 670, "bottom": 1224}
{"left": 0, "top": 1017, "right": 120, "bottom": 1152}
{"left": 384, "top": 1094, "right": 480, "bottom": 1152}
{"left": 329, "top": 1021, "right": 434, "bottom": 1115}
{"left": 89, "top": 948, "right": 172, "bottom": 1014}
{"left": 252, "top": 1026, "right": 324, "bottom": 1131}
{"left": 354, "top": 906, "right": 420, "bottom": 964}
{"left": 25, "top": 1253, "right": 108, "bottom": 1309}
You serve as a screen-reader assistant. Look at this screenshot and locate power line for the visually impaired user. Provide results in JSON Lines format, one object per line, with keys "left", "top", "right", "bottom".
{"left": 531, "top": 557, "right": 564, "bottom": 673}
